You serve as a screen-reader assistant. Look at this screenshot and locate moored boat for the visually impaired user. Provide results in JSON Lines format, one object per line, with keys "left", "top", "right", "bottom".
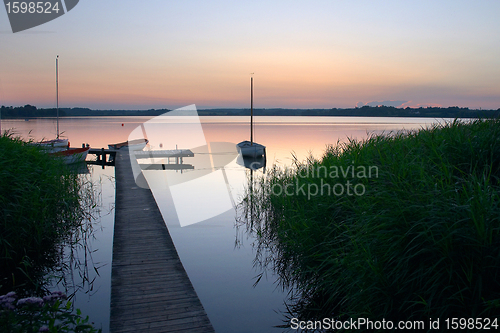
{"left": 49, "top": 145, "right": 90, "bottom": 164}
{"left": 237, "top": 140, "right": 266, "bottom": 157}
{"left": 37, "top": 138, "right": 69, "bottom": 151}
{"left": 237, "top": 75, "right": 266, "bottom": 158}
{"left": 34, "top": 56, "right": 70, "bottom": 154}
{"left": 37, "top": 55, "right": 89, "bottom": 165}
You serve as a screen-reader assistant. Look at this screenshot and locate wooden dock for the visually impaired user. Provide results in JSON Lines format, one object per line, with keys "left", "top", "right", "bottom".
{"left": 110, "top": 151, "right": 214, "bottom": 333}
{"left": 88, "top": 148, "right": 117, "bottom": 167}
{"left": 134, "top": 149, "right": 194, "bottom": 159}
{"left": 88, "top": 148, "right": 195, "bottom": 169}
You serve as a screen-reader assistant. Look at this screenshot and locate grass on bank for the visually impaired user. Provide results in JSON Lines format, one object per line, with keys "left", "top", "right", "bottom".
{"left": 240, "top": 118, "right": 500, "bottom": 328}
{"left": 0, "top": 133, "right": 82, "bottom": 293}
{"left": 0, "top": 133, "right": 102, "bottom": 332}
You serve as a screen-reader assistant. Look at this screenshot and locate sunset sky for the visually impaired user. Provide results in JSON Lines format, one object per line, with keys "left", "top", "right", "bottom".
{"left": 1, "top": 0, "right": 499, "bottom": 110}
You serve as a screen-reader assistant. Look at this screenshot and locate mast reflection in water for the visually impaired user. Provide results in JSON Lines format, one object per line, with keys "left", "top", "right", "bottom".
{"left": 235, "top": 156, "right": 337, "bottom": 330}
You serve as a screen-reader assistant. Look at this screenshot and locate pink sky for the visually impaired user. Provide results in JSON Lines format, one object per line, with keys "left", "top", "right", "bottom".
{"left": 1, "top": 1, "right": 499, "bottom": 110}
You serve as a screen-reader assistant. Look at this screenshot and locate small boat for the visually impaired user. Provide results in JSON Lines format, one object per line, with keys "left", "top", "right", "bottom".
{"left": 38, "top": 138, "right": 69, "bottom": 149}
{"left": 49, "top": 146, "right": 90, "bottom": 164}
{"left": 34, "top": 56, "right": 69, "bottom": 154}
{"left": 108, "top": 138, "right": 148, "bottom": 150}
{"left": 237, "top": 141, "right": 266, "bottom": 158}
{"left": 237, "top": 75, "right": 266, "bottom": 158}
{"left": 37, "top": 55, "right": 89, "bottom": 165}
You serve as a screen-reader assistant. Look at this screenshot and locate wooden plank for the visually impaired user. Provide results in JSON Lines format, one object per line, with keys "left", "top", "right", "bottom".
{"left": 140, "top": 164, "right": 194, "bottom": 171}
{"left": 89, "top": 148, "right": 118, "bottom": 154}
{"left": 110, "top": 151, "right": 214, "bottom": 333}
{"left": 134, "top": 149, "right": 194, "bottom": 159}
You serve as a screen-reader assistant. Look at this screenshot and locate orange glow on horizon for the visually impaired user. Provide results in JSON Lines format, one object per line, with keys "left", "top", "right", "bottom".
{"left": 1, "top": 46, "right": 498, "bottom": 110}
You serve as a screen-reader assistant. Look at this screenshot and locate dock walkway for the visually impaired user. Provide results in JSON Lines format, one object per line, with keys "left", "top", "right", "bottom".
{"left": 110, "top": 151, "right": 214, "bottom": 332}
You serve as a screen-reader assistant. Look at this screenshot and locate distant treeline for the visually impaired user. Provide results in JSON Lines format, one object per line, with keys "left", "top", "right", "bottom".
{"left": 2, "top": 104, "right": 500, "bottom": 119}
{"left": 1, "top": 105, "right": 61, "bottom": 118}
{"left": 199, "top": 106, "right": 500, "bottom": 118}
{"left": 0, "top": 105, "right": 171, "bottom": 118}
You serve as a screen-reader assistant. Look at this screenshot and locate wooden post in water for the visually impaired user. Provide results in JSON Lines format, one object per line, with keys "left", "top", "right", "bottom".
{"left": 99, "top": 148, "right": 105, "bottom": 162}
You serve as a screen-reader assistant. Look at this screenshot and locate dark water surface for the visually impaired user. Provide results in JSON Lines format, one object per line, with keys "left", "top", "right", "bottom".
{"left": 2, "top": 116, "right": 449, "bottom": 332}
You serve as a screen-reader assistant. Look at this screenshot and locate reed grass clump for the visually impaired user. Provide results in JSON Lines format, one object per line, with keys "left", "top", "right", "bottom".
{"left": 240, "top": 118, "right": 500, "bottom": 329}
{"left": 0, "top": 133, "right": 82, "bottom": 293}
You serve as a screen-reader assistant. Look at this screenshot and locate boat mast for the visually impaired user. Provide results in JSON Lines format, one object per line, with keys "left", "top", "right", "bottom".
{"left": 250, "top": 75, "right": 253, "bottom": 146}
{"left": 56, "top": 55, "right": 59, "bottom": 139}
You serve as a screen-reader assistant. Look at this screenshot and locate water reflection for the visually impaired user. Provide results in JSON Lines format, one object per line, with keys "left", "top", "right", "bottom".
{"left": 0, "top": 165, "right": 105, "bottom": 301}
{"left": 48, "top": 168, "right": 112, "bottom": 301}
{"left": 236, "top": 166, "right": 275, "bottom": 269}
{"left": 3, "top": 116, "right": 453, "bottom": 332}
{"left": 140, "top": 142, "right": 248, "bottom": 227}
{"left": 65, "top": 161, "right": 91, "bottom": 174}
{"left": 236, "top": 163, "right": 323, "bottom": 330}
{"left": 236, "top": 154, "right": 267, "bottom": 171}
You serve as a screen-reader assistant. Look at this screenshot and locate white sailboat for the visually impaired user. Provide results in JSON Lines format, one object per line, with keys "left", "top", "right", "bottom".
{"left": 33, "top": 56, "right": 68, "bottom": 151}
{"left": 44, "top": 55, "right": 89, "bottom": 164}
{"left": 39, "top": 56, "right": 69, "bottom": 149}
{"left": 237, "top": 76, "right": 266, "bottom": 157}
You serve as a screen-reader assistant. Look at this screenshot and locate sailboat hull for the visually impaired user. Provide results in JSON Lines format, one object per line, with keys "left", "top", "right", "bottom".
{"left": 49, "top": 146, "right": 90, "bottom": 164}
{"left": 36, "top": 138, "right": 69, "bottom": 152}
{"left": 237, "top": 141, "right": 266, "bottom": 157}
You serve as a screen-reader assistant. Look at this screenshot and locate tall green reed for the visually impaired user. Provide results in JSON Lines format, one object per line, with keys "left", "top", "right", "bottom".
{"left": 0, "top": 133, "right": 87, "bottom": 295}
{"left": 238, "top": 118, "right": 500, "bottom": 330}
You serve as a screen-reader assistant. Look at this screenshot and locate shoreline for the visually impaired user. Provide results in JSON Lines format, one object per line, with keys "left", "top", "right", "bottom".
{"left": 2, "top": 105, "right": 499, "bottom": 119}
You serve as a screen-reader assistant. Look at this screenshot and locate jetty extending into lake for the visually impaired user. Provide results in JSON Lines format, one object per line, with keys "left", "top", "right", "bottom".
{"left": 88, "top": 148, "right": 195, "bottom": 169}
{"left": 110, "top": 151, "right": 214, "bottom": 332}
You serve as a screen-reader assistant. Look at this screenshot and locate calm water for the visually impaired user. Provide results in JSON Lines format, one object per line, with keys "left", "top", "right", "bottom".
{"left": 1, "top": 115, "right": 450, "bottom": 332}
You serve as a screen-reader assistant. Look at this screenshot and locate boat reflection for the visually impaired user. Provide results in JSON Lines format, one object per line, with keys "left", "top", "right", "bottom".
{"left": 236, "top": 154, "right": 266, "bottom": 171}
{"left": 66, "top": 161, "right": 90, "bottom": 174}
{"left": 235, "top": 162, "right": 307, "bottom": 327}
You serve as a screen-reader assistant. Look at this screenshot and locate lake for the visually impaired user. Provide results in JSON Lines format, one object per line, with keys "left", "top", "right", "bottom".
{"left": 1, "top": 115, "right": 450, "bottom": 332}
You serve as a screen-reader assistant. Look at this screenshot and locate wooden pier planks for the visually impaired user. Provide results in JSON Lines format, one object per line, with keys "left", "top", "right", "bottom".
{"left": 134, "top": 149, "right": 194, "bottom": 159}
{"left": 110, "top": 151, "right": 214, "bottom": 333}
